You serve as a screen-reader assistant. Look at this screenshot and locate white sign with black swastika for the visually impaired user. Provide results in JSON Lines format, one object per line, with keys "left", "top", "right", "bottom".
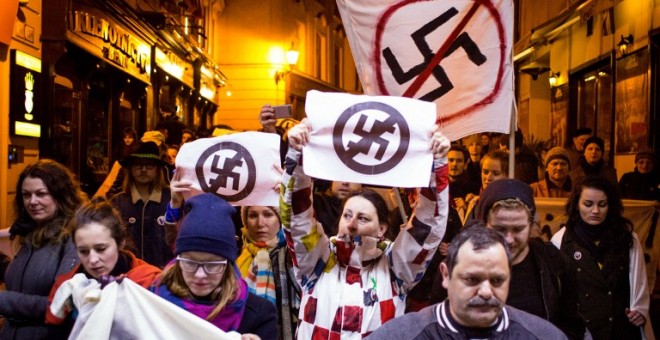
{"left": 303, "top": 90, "right": 436, "bottom": 188}
{"left": 175, "top": 132, "right": 281, "bottom": 206}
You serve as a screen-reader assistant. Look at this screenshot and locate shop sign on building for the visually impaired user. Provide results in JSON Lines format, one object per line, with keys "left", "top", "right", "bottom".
{"left": 9, "top": 50, "right": 42, "bottom": 137}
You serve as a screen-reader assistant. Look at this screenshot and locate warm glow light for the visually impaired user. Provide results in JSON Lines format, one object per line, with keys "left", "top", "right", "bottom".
{"left": 16, "top": 51, "right": 41, "bottom": 72}
{"left": 285, "top": 49, "right": 299, "bottom": 66}
{"left": 268, "top": 47, "right": 285, "bottom": 64}
{"left": 15, "top": 121, "right": 41, "bottom": 137}
{"left": 200, "top": 86, "right": 214, "bottom": 99}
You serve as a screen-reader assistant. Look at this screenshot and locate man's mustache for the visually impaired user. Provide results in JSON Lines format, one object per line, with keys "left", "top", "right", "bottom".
{"left": 467, "top": 296, "right": 501, "bottom": 308}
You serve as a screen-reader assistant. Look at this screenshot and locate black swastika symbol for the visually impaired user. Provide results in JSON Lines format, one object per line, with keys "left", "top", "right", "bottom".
{"left": 382, "top": 7, "right": 487, "bottom": 102}
{"left": 208, "top": 153, "right": 243, "bottom": 191}
{"left": 333, "top": 101, "right": 409, "bottom": 175}
{"left": 346, "top": 114, "right": 397, "bottom": 161}
{"left": 196, "top": 141, "right": 257, "bottom": 202}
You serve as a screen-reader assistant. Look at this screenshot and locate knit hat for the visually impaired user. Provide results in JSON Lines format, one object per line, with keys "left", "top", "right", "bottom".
{"left": 141, "top": 130, "right": 166, "bottom": 146}
{"left": 635, "top": 149, "right": 656, "bottom": 163}
{"left": 119, "top": 142, "right": 167, "bottom": 167}
{"left": 175, "top": 193, "right": 238, "bottom": 262}
{"left": 544, "top": 146, "right": 571, "bottom": 169}
{"left": 240, "top": 206, "right": 280, "bottom": 228}
{"left": 476, "top": 178, "right": 535, "bottom": 221}
{"left": 583, "top": 136, "right": 604, "bottom": 152}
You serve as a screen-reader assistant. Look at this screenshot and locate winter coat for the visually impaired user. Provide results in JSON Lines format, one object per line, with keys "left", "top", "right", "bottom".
{"left": 46, "top": 250, "right": 161, "bottom": 325}
{"left": 619, "top": 170, "right": 660, "bottom": 201}
{"left": 552, "top": 228, "right": 654, "bottom": 340}
{"left": 111, "top": 187, "right": 173, "bottom": 268}
{"left": 0, "top": 230, "right": 78, "bottom": 340}
{"left": 366, "top": 302, "right": 568, "bottom": 340}
{"left": 525, "top": 238, "right": 586, "bottom": 339}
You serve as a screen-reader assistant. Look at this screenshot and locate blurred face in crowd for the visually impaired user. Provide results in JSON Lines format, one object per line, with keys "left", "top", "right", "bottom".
{"left": 22, "top": 176, "right": 58, "bottom": 224}
{"left": 546, "top": 158, "right": 570, "bottom": 184}
{"left": 75, "top": 222, "right": 119, "bottom": 279}
{"left": 441, "top": 241, "right": 509, "bottom": 328}
{"left": 573, "top": 134, "right": 590, "bottom": 151}
{"left": 179, "top": 251, "right": 227, "bottom": 297}
{"left": 481, "top": 158, "right": 506, "bottom": 190}
{"left": 578, "top": 188, "right": 608, "bottom": 226}
{"left": 245, "top": 206, "right": 280, "bottom": 243}
{"left": 124, "top": 134, "right": 135, "bottom": 146}
{"left": 448, "top": 150, "right": 466, "bottom": 180}
{"left": 167, "top": 147, "right": 178, "bottom": 165}
{"left": 636, "top": 158, "right": 654, "bottom": 174}
{"left": 331, "top": 181, "right": 362, "bottom": 200}
{"left": 584, "top": 143, "right": 603, "bottom": 165}
{"left": 480, "top": 134, "right": 490, "bottom": 147}
{"left": 338, "top": 196, "right": 386, "bottom": 239}
{"left": 181, "top": 132, "right": 193, "bottom": 144}
{"left": 130, "top": 161, "right": 159, "bottom": 185}
{"left": 467, "top": 142, "right": 482, "bottom": 158}
{"left": 487, "top": 206, "right": 530, "bottom": 265}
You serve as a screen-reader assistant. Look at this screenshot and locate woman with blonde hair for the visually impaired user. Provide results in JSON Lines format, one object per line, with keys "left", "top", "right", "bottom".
{"left": 237, "top": 205, "right": 300, "bottom": 339}
{"left": 153, "top": 193, "right": 277, "bottom": 338}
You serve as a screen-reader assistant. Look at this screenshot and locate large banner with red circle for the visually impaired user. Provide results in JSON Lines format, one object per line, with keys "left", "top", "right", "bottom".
{"left": 337, "top": 0, "right": 514, "bottom": 141}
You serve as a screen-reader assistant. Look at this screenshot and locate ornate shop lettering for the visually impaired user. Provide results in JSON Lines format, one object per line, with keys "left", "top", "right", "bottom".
{"left": 69, "top": 11, "right": 150, "bottom": 73}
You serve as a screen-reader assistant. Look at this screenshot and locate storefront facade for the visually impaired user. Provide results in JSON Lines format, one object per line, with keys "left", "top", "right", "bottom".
{"left": 515, "top": 0, "right": 658, "bottom": 176}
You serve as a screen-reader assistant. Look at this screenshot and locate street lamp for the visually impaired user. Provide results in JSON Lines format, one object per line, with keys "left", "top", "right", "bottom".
{"left": 275, "top": 43, "right": 299, "bottom": 84}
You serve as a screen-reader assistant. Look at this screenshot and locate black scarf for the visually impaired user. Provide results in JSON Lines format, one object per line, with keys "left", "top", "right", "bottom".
{"left": 572, "top": 217, "right": 612, "bottom": 264}
{"left": 579, "top": 157, "right": 604, "bottom": 175}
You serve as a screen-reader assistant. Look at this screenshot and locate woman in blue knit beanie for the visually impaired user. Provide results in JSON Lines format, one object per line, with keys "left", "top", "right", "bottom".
{"left": 152, "top": 193, "right": 277, "bottom": 339}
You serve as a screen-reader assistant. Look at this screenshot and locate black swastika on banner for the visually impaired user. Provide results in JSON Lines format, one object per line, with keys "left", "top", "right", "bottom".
{"left": 382, "top": 7, "right": 487, "bottom": 102}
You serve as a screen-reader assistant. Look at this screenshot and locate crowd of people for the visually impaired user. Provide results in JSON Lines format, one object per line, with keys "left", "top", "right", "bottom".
{"left": 0, "top": 106, "right": 658, "bottom": 340}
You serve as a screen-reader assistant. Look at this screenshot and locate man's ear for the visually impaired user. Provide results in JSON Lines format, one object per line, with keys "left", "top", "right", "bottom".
{"left": 440, "top": 262, "right": 450, "bottom": 289}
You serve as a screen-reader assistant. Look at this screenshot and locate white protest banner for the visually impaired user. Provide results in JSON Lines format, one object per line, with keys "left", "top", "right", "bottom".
{"left": 175, "top": 132, "right": 281, "bottom": 206}
{"left": 303, "top": 90, "right": 436, "bottom": 188}
{"left": 336, "top": 0, "right": 514, "bottom": 141}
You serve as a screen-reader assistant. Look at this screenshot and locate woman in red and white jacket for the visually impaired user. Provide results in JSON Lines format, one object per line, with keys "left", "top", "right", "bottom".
{"left": 281, "top": 119, "right": 450, "bottom": 339}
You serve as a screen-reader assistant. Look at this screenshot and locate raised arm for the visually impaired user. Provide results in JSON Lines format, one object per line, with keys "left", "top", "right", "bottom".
{"left": 280, "top": 119, "right": 331, "bottom": 289}
{"left": 389, "top": 126, "right": 450, "bottom": 292}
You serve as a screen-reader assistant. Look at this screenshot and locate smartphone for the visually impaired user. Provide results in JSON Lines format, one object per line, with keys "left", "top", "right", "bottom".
{"left": 272, "top": 104, "right": 292, "bottom": 119}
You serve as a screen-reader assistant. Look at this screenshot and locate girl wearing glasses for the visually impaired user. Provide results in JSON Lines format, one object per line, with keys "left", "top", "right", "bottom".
{"left": 153, "top": 193, "right": 277, "bottom": 339}
{"left": 46, "top": 199, "right": 162, "bottom": 326}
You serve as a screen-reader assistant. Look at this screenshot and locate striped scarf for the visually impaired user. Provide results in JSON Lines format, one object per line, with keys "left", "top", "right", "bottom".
{"left": 236, "top": 228, "right": 286, "bottom": 304}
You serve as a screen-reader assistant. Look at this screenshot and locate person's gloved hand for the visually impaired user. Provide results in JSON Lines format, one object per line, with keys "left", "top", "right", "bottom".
{"left": 99, "top": 274, "right": 126, "bottom": 288}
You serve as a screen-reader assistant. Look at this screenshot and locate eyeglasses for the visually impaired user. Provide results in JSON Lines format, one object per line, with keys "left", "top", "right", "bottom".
{"left": 176, "top": 256, "right": 228, "bottom": 275}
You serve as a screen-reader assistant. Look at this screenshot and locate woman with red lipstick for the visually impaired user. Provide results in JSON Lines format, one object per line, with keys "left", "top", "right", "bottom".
{"left": 153, "top": 193, "right": 277, "bottom": 339}
{"left": 1, "top": 159, "right": 86, "bottom": 339}
{"left": 281, "top": 119, "right": 450, "bottom": 339}
{"left": 551, "top": 176, "right": 654, "bottom": 340}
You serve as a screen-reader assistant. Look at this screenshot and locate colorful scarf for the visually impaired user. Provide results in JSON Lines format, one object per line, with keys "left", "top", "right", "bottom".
{"left": 154, "top": 265, "right": 248, "bottom": 332}
{"left": 236, "top": 228, "right": 286, "bottom": 304}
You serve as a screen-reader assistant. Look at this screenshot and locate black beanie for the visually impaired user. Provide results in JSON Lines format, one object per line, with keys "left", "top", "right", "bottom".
{"left": 583, "top": 136, "right": 604, "bottom": 152}
{"left": 175, "top": 193, "right": 238, "bottom": 262}
{"left": 476, "top": 178, "right": 535, "bottom": 221}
